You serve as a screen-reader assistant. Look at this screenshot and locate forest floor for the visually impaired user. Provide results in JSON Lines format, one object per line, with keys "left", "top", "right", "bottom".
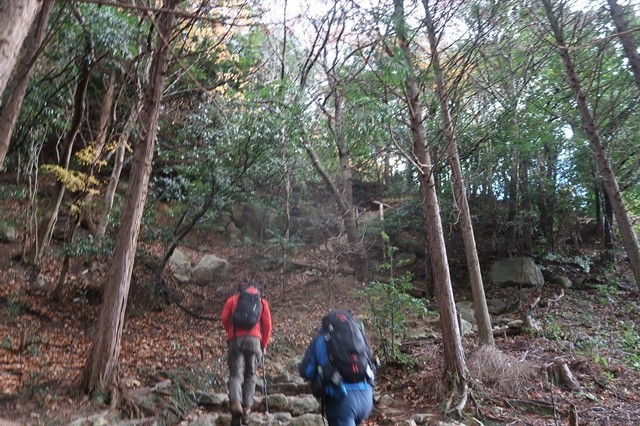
{"left": 1, "top": 198, "right": 640, "bottom": 425}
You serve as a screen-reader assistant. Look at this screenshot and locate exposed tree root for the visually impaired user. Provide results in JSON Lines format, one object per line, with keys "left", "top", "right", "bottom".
{"left": 547, "top": 361, "right": 581, "bottom": 391}
{"left": 442, "top": 373, "right": 470, "bottom": 418}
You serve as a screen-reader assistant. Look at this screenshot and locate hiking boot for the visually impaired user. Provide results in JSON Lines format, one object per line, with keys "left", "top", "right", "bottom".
{"left": 230, "top": 400, "right": 243, "bottom": 414}
{"left": 230, "top": 401, "right": 242, "bottom": 426}
{"left": 241, "top": 408, "right": 250, "bottom": 425}
{"left": 231, "top": 412, "right": 241, "bottom": 426}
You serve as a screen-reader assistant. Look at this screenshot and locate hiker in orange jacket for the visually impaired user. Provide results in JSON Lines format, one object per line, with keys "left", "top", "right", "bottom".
{"left": 221, "top": 281, "right": 272, "bottom": 425}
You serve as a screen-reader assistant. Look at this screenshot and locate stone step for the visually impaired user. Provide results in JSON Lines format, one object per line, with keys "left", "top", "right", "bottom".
{"left": 196, "top": 391, "right": 320, "bottom": 416}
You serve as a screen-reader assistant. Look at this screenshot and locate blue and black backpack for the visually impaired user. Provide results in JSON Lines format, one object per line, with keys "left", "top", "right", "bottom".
{"left": 321, "top": 310, "right": 374, "bottom": 384}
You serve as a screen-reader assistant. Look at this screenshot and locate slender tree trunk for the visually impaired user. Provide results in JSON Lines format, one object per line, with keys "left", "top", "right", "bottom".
{"left": 603, "top": 184, "right": 615, "bottom": 262}
{"left": 0, "top": 0, "right": 42, "bottom": 99}
{"left": 79, "top": 0, "right": 178, "bottom": 394}
{"left": 519, "top": 158, "right": 532, "bottom": 253}
{"left": 303, "top": 142, "right": 365, "bottom": 281}
{"left": 541, "top": 0, "right": 640, "bottom": 288}
{"left": 506, "top": 149, "right": 519, "bottom": 255}
{"left": 538, "top": 144, "right": 556, "bottom": 249}
{"left": 484, "top": 143, "right": 494, "bottom": 198}
{"left": 402, "top": 158, "right": 413, "bottom": 194}
{"left": 280, "top": 0, "right": 291, "bottom": 291}
{"left": 95, "top": 86, "right": 144, "bottom": 238}
{"left": 81, "top": 70, "right": 116, "bottom": 236}
{"left": 333, "top": 87, "right": 366, "bottom": 281}
{"left": 0, "top": 0, "right": 53, "bottom": 169}
{"left": 54, "top": 210, "right": 80, "bottom": 303}
{"left": 26, "top": 57, "right": 93, "bottom": 264}
{"left": 91, "top": 70, "right": 116, "bottom": 165}
{"left": 594, "top": 173, "right": 602, "bottom": 240}
{"left": 305, "top": 79, "right": 365, "bottom": 281}
{"left": 607, "top": 0, "right": 640, "bottom": 91}
{"left": 422, "top": 0, "right": 493, "bottom": 347}
{"left": 394, "top": 0, "right": 469, "bottom": 408}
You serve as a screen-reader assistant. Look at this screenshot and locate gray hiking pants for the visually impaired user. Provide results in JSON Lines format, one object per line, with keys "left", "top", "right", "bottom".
{"left": 227, "top": 335, "right": 261, "bottom": 408}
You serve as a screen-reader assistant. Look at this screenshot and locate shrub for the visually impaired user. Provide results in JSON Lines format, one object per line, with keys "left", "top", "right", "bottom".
{"left": 358, "top": 232, "right": 427, "bottom": 366}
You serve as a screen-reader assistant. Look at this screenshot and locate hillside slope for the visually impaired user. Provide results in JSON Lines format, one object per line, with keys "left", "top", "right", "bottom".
{"left": 1, "top": 199, "right": 640, "bottom": 425}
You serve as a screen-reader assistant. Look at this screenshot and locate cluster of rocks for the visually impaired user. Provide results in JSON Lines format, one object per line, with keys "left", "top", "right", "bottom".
{"left": 181, "top": 361, "right": 463, "bottom": 426}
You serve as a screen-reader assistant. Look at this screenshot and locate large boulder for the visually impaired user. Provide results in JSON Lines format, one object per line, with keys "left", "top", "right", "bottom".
{"left": 455, "top": 301, "right": 476, "bottom": 324}
{"left": 168, "top": 248, "right": 191, "bottom": 283}
{"left": 231, "top": 201, "right": 278, "bottom": 240}
{"left": 489, "top": 257, "right": 544, "bottom": 287}
{"left": 191, "top": 254, "right": 231, "bottom": 286}
{"left": 0, "top": 223, "right": 17, "bottom": 243}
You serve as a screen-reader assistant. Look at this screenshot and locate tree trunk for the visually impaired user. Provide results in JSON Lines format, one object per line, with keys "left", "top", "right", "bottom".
{"left": 95, "top": 87, "right": 144, "bottom": 238}
{"left": 79, "top": 0, "right": 178, "bottom": 394}
{"left": 303, "top": 142, "right": 365, "bottom": 281}
{"left": 537, "top": 144, "right": 556, "bottom": 250}
{"left": 333, "top": 87, "right": 366, "bottom": 281}
{"left": 304, "top": 79, "right": 365, "bottom": 281}
{"left": 54, "top": 210, "right": 81, "bottom": 303}
{"left": 541, "top": 0, "right": 640, "bottom": 288}
{"left": 422, "top": 1, "right": 493, "bottom": 347}
{"left": 0, "top": 0, "right": 53, "bottom": 169}
{"left": 594, "top": 173, "right": 602, "bottom": 240}
{"left": 506, "top": 148, "right": 519, "bottom": 255}
{"left": 394, "top": 0, "right": 469, "bottom": 406}
{"left": 519, "top": 158, "right": 532, "bottom": 253}
{"left": 81, "top": 70, "right": 116, "bottom": 237}
{"left": 602, "top": 185, "right": 615, "bottom": 262}
{"left": 280, "top": 0, "right": 291, "bottom": 291}
{"left": 25, "top": 56, "right": 93, "bottom": 264}
{"left": 0, "top": 0, "right": 42, "bottom": 99}
{"left": 607, "top": 0, "right": 640, "bottom": 91}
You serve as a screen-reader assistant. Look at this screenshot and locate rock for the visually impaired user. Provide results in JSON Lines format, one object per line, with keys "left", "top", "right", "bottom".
{"left": 486, "top": 298, "right": 508, "bottom": 314}
{"left": 169, "top": 248, "right": 191, "bottom": 278}
{"left": 376, "top": 394, "right": 394, "bottom": 407}
{"left": 506, "top": 319, "right": 524, "bottom": 328}
{"left": 490, "top": 257, "right": 544, "bottom": 287}
{"left": 289, "top": 396, "right": 320, "bottom": 416}
{"left": 92, "top": 417, "right": 108, "bottom": 426}
{"left": 197, "top": 392, "right": 228, "bottom": 408}
{"left": 455, "top": 301, "right": 475, "bottom": 324}
{"left": 268, "top": 382, "right": 302, "bottom": 396}
{"left": 214, "top": 413, "right": 233, "bottom": 426}
{"left": 186, "top": 414, "right": 217, "bottom": 426}
{"left": 404, "top": 328, "right": 433, "bottom": 340}
{"left": 264, "top": 393, "right": 289, "bottom": 411}
{"left": 268, "top": 412, "right": 293, "bottom": 423}
{"left": 288, "top": 413, "right": 325, "bottom": 426}
{"left": 35, "top": 274, "right": 46, "bottom": 287}
{"left": 0, "top": 223, "right": 17, "bottom": 243}
{"left": 411, "top": 413, "right": 434, "bottom": 425}
{"left": 191, "top": 254, "right": 231, "bottom": 286}
{"left": 550, "top": 275, "right": 572, "bottom": 289}
{"left": 460, "top": 318, "right": 474, "bottom": 336}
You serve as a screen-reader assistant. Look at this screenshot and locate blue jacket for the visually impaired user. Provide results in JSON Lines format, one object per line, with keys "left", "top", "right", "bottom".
{"left": 299, "top": 332, "right": 372, "bottom": 400}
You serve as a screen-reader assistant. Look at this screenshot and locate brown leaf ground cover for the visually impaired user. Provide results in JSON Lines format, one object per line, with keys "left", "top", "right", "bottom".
{"left": 1, "top": 210, "right": 640, "bottom": 425}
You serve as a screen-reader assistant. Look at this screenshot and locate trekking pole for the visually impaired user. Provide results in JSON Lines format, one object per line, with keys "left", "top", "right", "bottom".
{"left": 261, "top": 351, "right": 269, "bottom": 415}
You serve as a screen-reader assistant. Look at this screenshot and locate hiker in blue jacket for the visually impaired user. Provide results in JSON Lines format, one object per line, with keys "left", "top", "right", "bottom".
{"left": 299, "top": 311, "right": 375, "bottom": 426}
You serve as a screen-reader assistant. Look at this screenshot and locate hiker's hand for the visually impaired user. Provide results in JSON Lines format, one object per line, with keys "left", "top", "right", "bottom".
{"left": 262, "top": 347, "right": 267, "bottom": 357}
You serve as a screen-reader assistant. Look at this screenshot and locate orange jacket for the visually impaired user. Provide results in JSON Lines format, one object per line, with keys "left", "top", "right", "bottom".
{"left": 221, "top": 287, "right": 272, "bottom": 350}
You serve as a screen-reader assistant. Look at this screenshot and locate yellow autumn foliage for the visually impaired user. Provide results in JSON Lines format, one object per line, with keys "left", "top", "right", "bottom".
{"left": 40, "top": 164, "right": 100, "bottom": 196}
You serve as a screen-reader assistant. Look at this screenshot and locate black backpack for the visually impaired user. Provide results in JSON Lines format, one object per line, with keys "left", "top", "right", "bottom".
{"left": 321, "top": 310, "right": 373, "bottom": 384}
{"left": 232, "top": 286, "right": 263, "bottom": 330}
